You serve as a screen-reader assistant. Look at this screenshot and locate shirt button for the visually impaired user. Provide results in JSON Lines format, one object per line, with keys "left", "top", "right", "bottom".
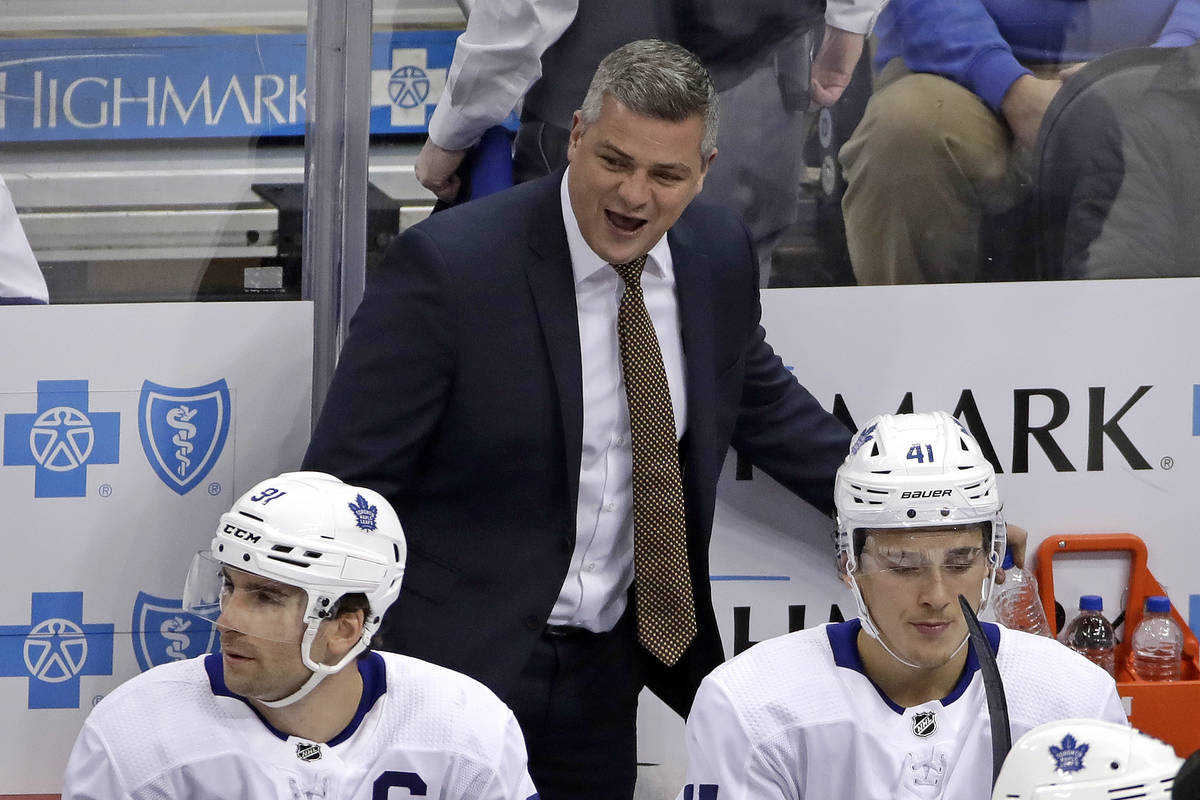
{"left": 584, "top": 562, "right": 596, "bottom": 572}
{"left": 604, "top": 501, "right": 615, "bottom": 512}
{"left": 615, "top": 435, "right": 625, "bottom": 446}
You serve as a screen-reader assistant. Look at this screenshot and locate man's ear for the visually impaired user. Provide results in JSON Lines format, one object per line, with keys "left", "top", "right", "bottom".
{"left": 326, "top": 608, "right": 366, "bottom": 659}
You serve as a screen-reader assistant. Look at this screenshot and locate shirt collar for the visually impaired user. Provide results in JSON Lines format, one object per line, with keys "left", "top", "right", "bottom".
{"left": 560, "top": 167, "right": 673, "bottom": 286}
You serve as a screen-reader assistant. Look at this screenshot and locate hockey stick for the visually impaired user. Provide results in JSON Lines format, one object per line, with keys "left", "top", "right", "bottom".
{"left": 959, "top": 594, "right": 1011, "bottom": 788}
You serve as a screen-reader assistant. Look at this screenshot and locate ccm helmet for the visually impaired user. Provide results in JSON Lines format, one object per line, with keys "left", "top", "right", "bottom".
{"left": 835, "top": 412, "right": 1006, "bottom": 650}
{"left": 184, "top": 471, "right": 405, "bottom": 706}
{"left": 992, "top": 719, "right": 1183, "bottom": 799}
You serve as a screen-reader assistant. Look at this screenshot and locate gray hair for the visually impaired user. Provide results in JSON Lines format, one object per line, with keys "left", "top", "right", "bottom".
{"left": 578, "top": 39, "right": 719, "bottom": 160}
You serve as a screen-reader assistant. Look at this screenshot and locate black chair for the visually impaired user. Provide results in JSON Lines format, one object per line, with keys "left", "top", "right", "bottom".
{"left": 1032, "top": 46, "right": 1179, "bottom": 280}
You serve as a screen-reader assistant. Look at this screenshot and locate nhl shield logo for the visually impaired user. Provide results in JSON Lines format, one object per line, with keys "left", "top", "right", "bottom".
{"left": 912, "top": 710, "right": 937, "bottom": 738}
{"left": 138, "top": 379, "right": 231, "bottom": 495}
{"left": 296, "top": 742, "right": 323, "bottom": 762}
{"left": 131, "top": 592, "right": 218, "bottom": 672}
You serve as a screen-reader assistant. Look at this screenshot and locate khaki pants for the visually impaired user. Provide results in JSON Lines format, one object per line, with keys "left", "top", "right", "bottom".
{"left": 839, "top": 59, "right": 1035, "bottom": 284}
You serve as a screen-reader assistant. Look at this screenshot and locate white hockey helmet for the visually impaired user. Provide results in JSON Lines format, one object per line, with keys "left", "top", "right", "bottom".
{"left": 835, "top": 412, "right": 1006, "bottom": 652}
{"left": 184, "top": 471, "right": 405, "bottom": 706}
{"left": 992, "top": 719, "right": 1183, "bottom": 799}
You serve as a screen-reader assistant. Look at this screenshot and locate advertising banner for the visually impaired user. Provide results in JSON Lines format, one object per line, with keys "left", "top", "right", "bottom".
{"left": 635, "top": 278, "right": 1200, "bottom": 794}
{"left": 0, "top": 30, "right": 463, "bottom": 142}
{"left": 0, "top": 301, "right": 312, "bottom": 793}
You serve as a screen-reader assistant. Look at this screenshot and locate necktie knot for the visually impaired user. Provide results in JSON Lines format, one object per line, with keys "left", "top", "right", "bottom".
{"left": 610, "top": 254, "right": 648, "bottom": 284}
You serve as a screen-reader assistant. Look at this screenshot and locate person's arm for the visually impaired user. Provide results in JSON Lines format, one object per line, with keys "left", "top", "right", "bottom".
{"left": 302, "top": 225, "right": 456, "bottom": 499}
{"left": 416, "top": 0, "right": 577, "bottom": 199}
{"left": 62, "top": 722, "right": 131, "bottom": 800}
{"left": 809, "top": 26, "right": 865, "bottom": 108}
{"left": 1157, "top": 0, "right": 1200, "bottom": 47}
{"left": 884, "top": 0, "right": 1031, "bottom": 112}
{"left": 678, "top": 676, "right": 796, "bottom": 800}
{"left": 0, "top": 176, "right": 48, "bottom": 304}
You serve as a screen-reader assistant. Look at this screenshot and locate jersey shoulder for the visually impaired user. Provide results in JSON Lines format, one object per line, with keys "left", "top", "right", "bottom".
{"left": 699, "top": 624, "right": 858, "bottom": 741}
{"left": 997, "top": 627, "right": 1122, "bottom": 723}
{"left": 80, "top": 656, "right": 246, "bottom": 786}
{"left": 375, "top": 652, "right": 521, "bottom": 761}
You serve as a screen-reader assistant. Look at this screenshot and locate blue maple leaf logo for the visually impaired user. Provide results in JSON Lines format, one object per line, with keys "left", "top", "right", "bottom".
{"left": 1049, "top": 734, "right": 1089, "bottom": 773}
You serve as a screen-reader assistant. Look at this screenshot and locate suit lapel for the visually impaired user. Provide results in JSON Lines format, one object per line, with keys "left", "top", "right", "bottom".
{"left": 524, "top": 174, "right": 585, "bottom": 519}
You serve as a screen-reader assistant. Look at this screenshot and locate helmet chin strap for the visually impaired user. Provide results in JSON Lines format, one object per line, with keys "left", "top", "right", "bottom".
{"left": 256, "top": 621, "right": 368, "bottom": 709}
{"left": 848, "top": 572, "right": 972, "bottom": 671}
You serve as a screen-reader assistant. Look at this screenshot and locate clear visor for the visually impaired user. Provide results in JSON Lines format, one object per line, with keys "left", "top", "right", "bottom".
{"left": 182, "top": 550, "right": 309, "bottom": 644}
{"left": 853, "top": 525, "right": 992, "bottom": 583}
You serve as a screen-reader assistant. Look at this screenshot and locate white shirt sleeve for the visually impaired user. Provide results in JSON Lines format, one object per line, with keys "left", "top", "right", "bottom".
{"left": 0, "top": 176, "right": 48, "bottom": 304}
{"left": 825, "top": 0, "right": 885, "bottom": 35}
{"left": 427, "top": 0, "right": 579, "bottom": 151}
{"left": 677, "top": 675, "right": 797, "bottom": 800}
{"left": 62, "top": 721, "right": 132, "bottom": 800}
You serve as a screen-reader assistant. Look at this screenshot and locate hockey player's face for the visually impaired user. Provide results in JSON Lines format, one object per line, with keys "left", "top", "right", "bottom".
{"left": 855, "top": 526, "right": 988, "bottom": 668}
{"left": 215, "top": 569, "right": 315, "bottom": 701}
{"left": 566, "top": 95, "right": 714, "bottom": 266}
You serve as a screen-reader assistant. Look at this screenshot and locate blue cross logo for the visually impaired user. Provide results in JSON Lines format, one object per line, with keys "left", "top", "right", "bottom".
{"left": 0, "top": 592, "right": 114, "bottom": 709}
{"left": 388, "top": 64, "right": 430, "bottom": 109}
{"left": 3, "top": 379, "right": 120, "bottom": 497}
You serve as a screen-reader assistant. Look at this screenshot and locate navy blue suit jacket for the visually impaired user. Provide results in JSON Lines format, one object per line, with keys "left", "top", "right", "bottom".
{"left": 303, "top": 170, "right": 850, "bottom": 715}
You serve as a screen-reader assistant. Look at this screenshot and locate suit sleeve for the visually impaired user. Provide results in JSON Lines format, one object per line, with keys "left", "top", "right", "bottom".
{"left": 303, "top": 225, "right": 455, "bottom": 499}
{"left": 727, "top": 222, "right": 851, "bottom": 516}
{"left": 678, "top": 675, "right": 798, "bottom": 800}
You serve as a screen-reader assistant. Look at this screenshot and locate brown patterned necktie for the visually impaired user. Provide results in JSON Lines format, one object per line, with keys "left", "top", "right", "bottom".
{"left": 610, "top": 254, "right": 697, "bottom": 666}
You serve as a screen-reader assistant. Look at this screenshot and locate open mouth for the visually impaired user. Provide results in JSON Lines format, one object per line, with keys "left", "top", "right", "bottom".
{"left": 605, "top": 209, "right": 647, "bottom": 234}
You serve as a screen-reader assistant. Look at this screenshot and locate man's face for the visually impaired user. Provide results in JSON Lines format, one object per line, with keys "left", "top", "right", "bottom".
{"left": 215, "top": 568, "right": 320, "bottom": 702}
{"left": 566, "top": 95, "right": 714, "bottom": 266}
{"left": 854, "top": 525, "right": 988, "bottom": 669}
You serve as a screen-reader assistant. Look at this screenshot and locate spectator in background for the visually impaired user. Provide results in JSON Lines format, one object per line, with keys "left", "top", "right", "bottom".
{"left": 0, "top": 175, "right": 47, "bottom": 304}
{"left": 839, "top": 0, "right": 1200, "bottom": 285}
{"left": 1066, "top": 42, "right": 1200, "bottom": 279}
{"left": 415, "top": 0, "right": 878, "bottom": 280}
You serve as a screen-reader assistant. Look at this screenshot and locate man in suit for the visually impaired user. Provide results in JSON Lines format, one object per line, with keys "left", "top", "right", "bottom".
{"left": 304, "top": 39, "right": 851, "bottom": 800}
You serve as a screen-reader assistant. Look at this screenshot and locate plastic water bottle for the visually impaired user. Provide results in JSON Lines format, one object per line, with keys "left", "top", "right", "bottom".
{"left": 1130, "top": 595, "right": 1183, "bottom": 682}
{"left": 992, "top": 547, "right": 1054, "bottom": 637}
{"left": 1063, "top": 595, "right": 1116, "bottom": 677}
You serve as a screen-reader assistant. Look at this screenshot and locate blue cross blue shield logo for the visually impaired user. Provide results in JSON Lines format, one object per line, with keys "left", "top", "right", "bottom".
{"left": 138, "top": 379, "right": 231, "bottom": 495}
{"left": 0, "top": 592, "right": 114, "bottom": 709}
{"left": 131, "top": 592, "right": 218, "bottom": 672}
{"left": 388, "top": 64, "right": 430, "bottom": 109}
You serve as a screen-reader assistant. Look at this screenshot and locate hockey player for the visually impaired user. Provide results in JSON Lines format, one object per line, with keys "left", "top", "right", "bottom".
{"left": 63, "top": 472, "right": 539, "bottom": 799}
{"left": 677, "top": 412, "right": 1127, "bottom": 799}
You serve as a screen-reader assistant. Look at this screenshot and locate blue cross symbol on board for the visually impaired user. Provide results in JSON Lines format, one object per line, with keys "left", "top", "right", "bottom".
{"left": 0, "top": 592, "right": 114, "bottom": 709}
{"left": 3, "top": 379, "right": 120, "bottom": 497}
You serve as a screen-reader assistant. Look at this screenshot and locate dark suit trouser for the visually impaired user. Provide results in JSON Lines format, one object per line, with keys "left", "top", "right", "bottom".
{"left": 506, "top": 610, "right": 645, "bottom": 800}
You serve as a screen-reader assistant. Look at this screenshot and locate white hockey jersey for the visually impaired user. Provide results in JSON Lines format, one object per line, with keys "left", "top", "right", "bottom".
{"left": 63, "top": 651, "right": 539, "bottom": 800}
{"left": 678, "top": 620, "right": 1127, "bottom": 800}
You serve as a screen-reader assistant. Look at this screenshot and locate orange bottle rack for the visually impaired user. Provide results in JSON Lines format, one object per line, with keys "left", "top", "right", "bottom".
{"left": 1035, "top": 532, "right": 1200, "bottom": 756}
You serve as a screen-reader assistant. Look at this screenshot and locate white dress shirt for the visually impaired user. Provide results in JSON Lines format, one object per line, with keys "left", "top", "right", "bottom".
{"left": 427, "top": 0, "right": 881, "bottom": 151}
{"left": 547, "top": 168, "right": 687, "bottom": 631}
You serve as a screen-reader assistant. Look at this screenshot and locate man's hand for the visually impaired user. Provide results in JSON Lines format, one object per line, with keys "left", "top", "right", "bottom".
{"left": 1000, "top": 74, "right": 1063, "bottom": 151}
{"left": 995, "top": 523, "right": 1029, "bottom": 584}
{"left": 810, "top": 25, "right": 865, "bottom": 108}
{"left": 415, "top": 139, "right": 468, "bottom": 202}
